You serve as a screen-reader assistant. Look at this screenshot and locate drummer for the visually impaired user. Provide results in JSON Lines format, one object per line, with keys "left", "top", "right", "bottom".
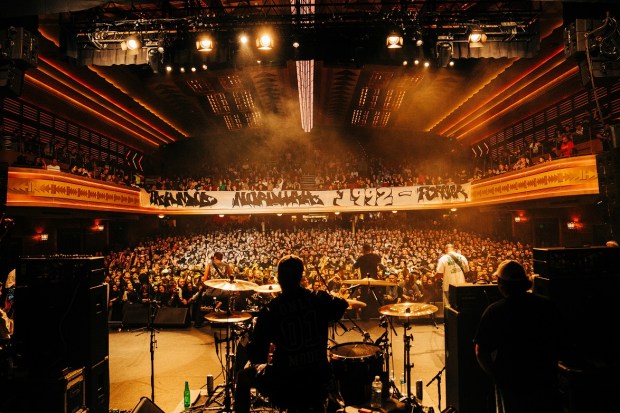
{"left": 234, "top": 255, "right": 349, "bottom": 413}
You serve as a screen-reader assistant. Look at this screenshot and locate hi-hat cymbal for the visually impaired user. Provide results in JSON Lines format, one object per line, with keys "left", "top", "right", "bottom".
{"left": 378, "top": 302, "right": 439, "bottom": 317}
{"left": 346, "top": 299, "right": 367, "bottom": 310}
{"left": 204, "top": 311, "right": 253, "bottom": 323}
{"left": 204, "top": 278, "right": 259, "bottom": 291}
{"left": 254, "top": 283, "right": 282, "bottom": 293}
{"left": 341, "top": 277, "right": 397, "bottom": 287}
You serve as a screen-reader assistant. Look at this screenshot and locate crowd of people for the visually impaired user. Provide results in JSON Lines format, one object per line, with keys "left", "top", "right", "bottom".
{"left": 3, "top": 106, "right": 613, "bottom": 195}
{"left": 474, "top": 108, "right": 613, "bottom": 180}
{"left": 104, "top": 222, "right": 534, "bottom": 326}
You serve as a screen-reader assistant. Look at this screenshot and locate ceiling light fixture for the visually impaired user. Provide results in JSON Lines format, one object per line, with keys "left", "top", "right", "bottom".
{"left": 386, "top": 33, "right": 403, "bottom": 49}
{"left": 468, "top": 25, "right": 487, "bottom": 48}
{"left": 257, "top": 33, "right": 274, "bottom": 50}
{"left": 196, "top": 34, "right": 214, "bottom": 52}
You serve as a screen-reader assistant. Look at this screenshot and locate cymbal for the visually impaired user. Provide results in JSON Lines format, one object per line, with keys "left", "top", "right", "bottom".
{"left": 341, "top": 277, "right": 397, "bottom": 287}
{"left": 346, "top": 299, "right": 366, "bottom": 310}
{"left": 254, "top": 284, "right": 282, "bottom": 293}
{"left": 378, "top": 302, "right": 439, "bottom": 317}
{"left": 204, "top": 278, "right": 259, "bottom": 291}
{"left": 205, "top": 311, "right": 253, "bottom": 323}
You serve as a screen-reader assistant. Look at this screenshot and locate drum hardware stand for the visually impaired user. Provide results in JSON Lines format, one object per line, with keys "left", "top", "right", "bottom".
{"left": 375, "top": 315, "right": 402, "bottom": 399}
{"left": 398, "top": 316, "right": 424, "bottom": 413}
{"left": 426, "top": 366, "right": 445, "bottom": 412}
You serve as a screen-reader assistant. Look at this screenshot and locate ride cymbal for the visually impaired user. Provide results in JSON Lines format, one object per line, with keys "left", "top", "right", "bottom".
{"left": 204, "top": 311, "right": 253, "bottom": 323}
{"left": 378, "top": 302, "right": 438, "bottom": 317}
{"left": 204, "top": 278, "right": 259, "bottom": 291}
{"left": 254, "top": 284, "right": 282, "bottom": 293}
{"left": 341, "top": 277, "right": 397, "bottom": 287}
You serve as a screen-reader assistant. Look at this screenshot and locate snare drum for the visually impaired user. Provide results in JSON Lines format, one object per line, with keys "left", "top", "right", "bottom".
{"left": 329, "top": 342, "right": 385, "bottom": 406}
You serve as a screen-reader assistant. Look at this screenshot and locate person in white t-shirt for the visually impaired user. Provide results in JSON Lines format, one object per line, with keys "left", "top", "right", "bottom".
{"left": 435, "top": 243, "right": 469, "bottom": 305}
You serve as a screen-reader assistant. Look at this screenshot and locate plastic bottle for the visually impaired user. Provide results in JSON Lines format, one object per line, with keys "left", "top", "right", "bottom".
{"left": 399, "top": 372, "right": 406, "bottom": 394}
{"left": 371, "top": 375, "right": 382, "bottom": 409}
{"left": 184, "top": 380, "right": 191, "bottom": 410}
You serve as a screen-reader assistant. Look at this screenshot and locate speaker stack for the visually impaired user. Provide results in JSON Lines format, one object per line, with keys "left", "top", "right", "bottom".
{"left": 532, "top": 247, "right": 620, "bottom": 413}
{"left": 12, "top": 256, "right": 109, "bottom": 413}
{"left": 444, "top": 284, "right": 502, "bottom": 413}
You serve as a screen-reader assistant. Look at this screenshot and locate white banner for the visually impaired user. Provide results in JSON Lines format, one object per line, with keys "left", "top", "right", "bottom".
{"left": 144, "top": 183, "right": 471, "bottom": 212}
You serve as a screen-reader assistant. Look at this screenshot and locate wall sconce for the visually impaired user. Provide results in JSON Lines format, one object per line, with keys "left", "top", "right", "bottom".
{"left": 566, "top": 221, "right": 575, "bottom": 230}
{"left": 386, "top": 33, "right": 403, "bottom": 49}
{"left": 514, "top": 216, "right": 522, "bottom": 223}
{"left": 95, "top": 224, "right": 105, "bottom": 232}
{"left": 34, "top": 233, "right": 49, "bottom": 241}
{"left": 158, "top": 214, "right": 165, "bottom": 219}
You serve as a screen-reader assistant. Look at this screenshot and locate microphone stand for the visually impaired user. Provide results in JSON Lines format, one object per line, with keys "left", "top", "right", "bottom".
{"left": 426, "top": 366, "right": 445, "bottom": 412}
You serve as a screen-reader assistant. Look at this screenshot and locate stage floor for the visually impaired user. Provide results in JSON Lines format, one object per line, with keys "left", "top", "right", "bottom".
{"left": 109, "top": 318, "right": 446, "bottom": 413}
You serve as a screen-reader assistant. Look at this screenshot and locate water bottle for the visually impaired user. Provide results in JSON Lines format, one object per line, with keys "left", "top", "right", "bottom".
{"left": 371, "top": 375, "right": 382, "bottom": 409}
{"left": 184, "top": 380, "right": 191, "bottom": 410}
{"left": 399, "top": 372, "right": 406, "bottom": 394}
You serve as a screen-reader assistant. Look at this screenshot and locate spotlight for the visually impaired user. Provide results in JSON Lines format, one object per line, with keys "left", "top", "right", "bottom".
{"left": 257, "top": 33, "right": 274, "bottom": 50}
{"left": 239, "top": 34, "right": 249, "bottom": 45}
{"left": 449, "top": 60, "right": 455, "bottom": 67}
{"left": 416, "top": 39, "right": 424, "bottom": 47}
{"left": 180, "top": 67, "right": 186, "bottom": 73}
{"left": 124, "top": 35, "right": 141, "bottom": 51}
{"left": 386, "top": 33, "right": 403, "bottom": 49}
{"left": 437, "top": 42, "right": 453, "bottom": 68}
{"left": 423, "top": 61, "right": 430, "bottom": 68}
{"left": 293, "top": 41, "right": 300, "bottom": 48}
{"left": 165, "top": 65, "right": 173, "bottom": 73}
{"left": 402, "top": 60, "right": 408, "bottom": 66}
{"left": 202, "top": 64, "right": 208, "bottom": 70}
{"left": 196, "top": 34, "right": 214, "bottom": 52}
{"left": 191, "top": 66, "right": 196, "bottom": 72}
{"left": 468, "top": 25, "right": 487, "bottom": 48}
{"left": 414, "top": 59, "right": 420, "bottom": 65}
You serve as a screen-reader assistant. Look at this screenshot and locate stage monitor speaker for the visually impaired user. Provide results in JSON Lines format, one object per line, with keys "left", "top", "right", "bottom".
{"left": 533, "top": 247, "right": 620, "bottom": 278}
{"left": 132, "top": 397, "right": 166, "bottom": 413}
{"left": 122, "top": 302, "right": 151, "bottom": 327}
{"left": 85, "top": 358, "right": 110, "bottom": 413}
{"left": 445, "top": 284, "right": 501, "bottom": 413}
{"left": 154, "top": 307, "right": 189, "bottom": 328}
{"left": 14, "top": 256, "right": 108, "bottom": 373}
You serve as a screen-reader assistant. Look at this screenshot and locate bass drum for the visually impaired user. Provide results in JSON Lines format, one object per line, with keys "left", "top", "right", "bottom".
{"left": 329, "top": 342, "right": 385, "bottom": 406}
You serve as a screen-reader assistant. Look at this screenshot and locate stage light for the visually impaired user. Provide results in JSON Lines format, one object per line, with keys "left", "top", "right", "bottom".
{"left": 423, "top": 61, "right": 430, "bottom": 68}
{"left": 402, "top": 60, "right": 408, "bottom": 66}
{"left": 437, "top": 42, "right": 453, "bottom": 68}
{"left": 165, "top": 65, "right": 172, "bottom": 73}
{"left": 386, "top": 33, "right": 403, "bottom": 49}
{"left": 191, "top": 67, "right": 196, "bottom": 72}
{"left": 239, "top": 34, "right": 249, "bottom": 45}
{"left": 124, "top": 35, "right": 141, "bottom": 51}
{"left": 196, "top": 34, "right": 214, "bottom": 52}
{"left": 416, "top": 39, "right": 424, "bottom": 47}
{"left": 414, "top": 59, "right": 420, "bottom": 65}
{"left": 257, "top": 33, "right": 274, "bottom": 50}
{"left": 202, "top": 64, "right": 208, "bottom": 70}
{"left": 468, "top": 25, "right": 487, "bottom": 48}
{"left": 293, "top": 41, "right": 300, "bottom": 48}
{"left": 180, "top": 67, "right": 186, "bottom": 73}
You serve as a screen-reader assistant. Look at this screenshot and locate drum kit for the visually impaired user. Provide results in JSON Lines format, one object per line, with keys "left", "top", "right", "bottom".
{"left": 200, "top": 275, "right": 438, "bottom": 413}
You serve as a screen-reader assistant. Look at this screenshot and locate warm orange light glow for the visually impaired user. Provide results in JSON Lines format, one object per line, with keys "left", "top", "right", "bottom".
{"left": 26, "top": 75, "right": 162, "bottom": 147}
{"left": 435, "top": 47, "right": 566, "bottom": 137}
{"left": 89, "top": 66, "right": 189, "bottom": 139}
{"left": 455, "top": 66, "right": 579, "bottom": 139}
{"left": 37, "top": 57, "right": 179, "bottom": 144}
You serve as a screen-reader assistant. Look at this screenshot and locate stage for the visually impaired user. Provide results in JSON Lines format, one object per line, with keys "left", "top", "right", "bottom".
{"left": 109, "top": 318, "right": 446, "bottom": 412}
